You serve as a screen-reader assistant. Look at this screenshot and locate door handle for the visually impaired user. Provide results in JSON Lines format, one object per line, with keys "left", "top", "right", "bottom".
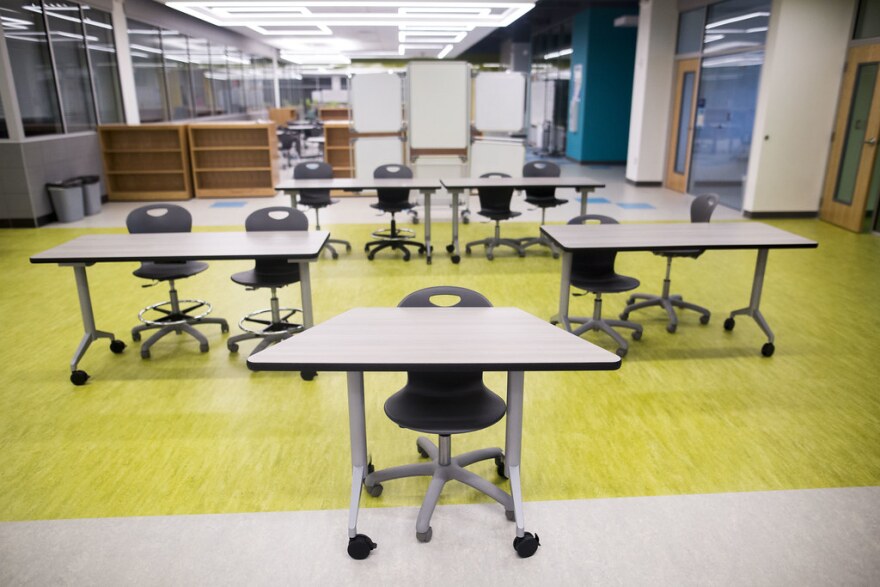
{"left": 866, "top": 137, "right": 877, "bottom": 145}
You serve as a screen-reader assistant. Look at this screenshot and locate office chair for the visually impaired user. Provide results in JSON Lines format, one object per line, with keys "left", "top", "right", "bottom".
{"left": 620, "top": 194, "right": 720, "bottom": 333}
{"left": 464, "top": 172, "right": 526, "bottom": 260}
{"left": 127, "top": 204, "right": 228, "bottom": 359}
{"left": 278, "top": 132, "right": 297, "bottom": 169}
{"left": 361, "top": 286, "right": 525, "bottom": 552}
{"left": 364, "top": 164, "right": 426, "bottom": 261}
{"left": 518, "top": 160, "right": 566, "bottom": 258}
{"left": 227, "top": 207, "right": 312, "bottom": 378}
{"left": 292, "top": 161, "right": 352, "bottom": 259}
{"left": 562, "top": 214, "right": 643, "bottom": 357}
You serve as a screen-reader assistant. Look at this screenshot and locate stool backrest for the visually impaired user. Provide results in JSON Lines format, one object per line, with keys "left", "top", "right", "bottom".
{"left": 293, "top": 161, "right": 333, "bottom": 206}
{"left": 245, "top": 207, "right": 308, "bottom": 279}
{"left": 691, "top": 193, "right": 719, "bottom": 223}
{"left": 398, "top": 286, "right": 492, "bottom": 309}
{"left": 374, "top": 164, "right": 413, "bottom": 205}
{"left": 568, "top": 214, "right": 620, "bottom": 279}
{"left": 126, "top": 204, "right": 192, "bottom": 234}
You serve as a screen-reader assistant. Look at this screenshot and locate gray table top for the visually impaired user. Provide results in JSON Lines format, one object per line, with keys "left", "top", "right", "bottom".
{"left": 440, "top": 177, "right": 605, "bottom": 190}
{"left": 541, "top": 222, "right": 818, "bottom": 252}
{"left": 30, "top": 231, "right": 330, "bottom": 264}
{"left": 247, "top": 307, "right": 621, "bottom": 373}
{"left": 276, "top": 178, "right": 442, "bottom": 192}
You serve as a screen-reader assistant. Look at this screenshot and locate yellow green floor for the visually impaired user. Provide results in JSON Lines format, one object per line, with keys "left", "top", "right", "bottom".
{"left": 1, "top": 218, "right": 878, "bottom": 522}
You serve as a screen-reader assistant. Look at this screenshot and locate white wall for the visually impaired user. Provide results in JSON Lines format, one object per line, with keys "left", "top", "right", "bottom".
{"left": 743, "top": 0, "right": 856, "bottom": 213}
{"left": 626, "top": 0, "right": 677, "bottom": 183}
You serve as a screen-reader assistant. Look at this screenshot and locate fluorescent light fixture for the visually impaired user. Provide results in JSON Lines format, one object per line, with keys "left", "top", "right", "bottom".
{"left": 704, "top": 34, "right": 724, "bottom": 43}
{"left": 398, "top": 30, "right": 466, "bottom": 43}
{"left": 543, "top": 48, "right": 572, "bottom": 60}
{"left": 705, "top": 11, "right": 770, "bottom": 30}
{"left": 437, "top": 43, "right": 453, "bottom": 58}
{"left": 280, "top": 52, "right": 352, "bottom": 65}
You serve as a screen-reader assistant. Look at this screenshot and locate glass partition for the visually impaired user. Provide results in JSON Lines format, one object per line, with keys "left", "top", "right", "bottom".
{"left": 187, "top": 37, "right": 214, "bottom": 117}
{"left": 44, "top": 2, "right": 96, "bottom": 132}
{"left": 855, "top": 0, "right": 880, "bottom": 40}
{"left": 677, "top": 8, "right": 706, "bottom": 55}
{"left": 161, "top": 30, "right": 193, "bottom": 120}
{"left": 703, "top": 0, "right": 770, "bottom": 55}
{"left": 83, "top": 7, "right": 122, "bottom": 124}
{"left": 833, "top": 62, "right": 879, "bottom": 205}
{"left": 128, "top": 19, "right": 168, "bottom": 122}
{"left": 227, "top": 48, "right": 247, "bottom": 113}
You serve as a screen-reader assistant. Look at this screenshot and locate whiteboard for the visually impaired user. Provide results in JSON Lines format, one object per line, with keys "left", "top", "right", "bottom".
{"left": 474, "top": 72, "right": 526, "bottom": 132}
{"left": 408, "top": 61, "right": 469, "bottom": 149}
{"left": 470, "top": 139, "right": 525, "bottom": 178}
{"left": 353, "top": 136, "right": 403, "bottom": 179}
{"left": 351, "top": 73, "right": 402, "bottom": 133}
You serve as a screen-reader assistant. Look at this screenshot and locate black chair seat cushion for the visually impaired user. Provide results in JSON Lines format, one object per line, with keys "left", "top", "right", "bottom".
{"left": 524, "top": 196, "right": 568, "bottom": 208}
{"left": 385, "top": 372, "right": 507, "bottom": 435}
{"left": 371, "top": 201, "right": 414, "bottom": 213}
{"left": 571, "top": 272, "right": 640, "bottom": 294}
{"left": 655, "top": 248, "right": 704, "bottom": 258}
{"left": 133, "top": 260, "right": 208, "bottom": 281}
{"left": 478, "top": 208, "right": 522, "bottom": 221}
{"left": 230, "top": 261, "right": 301, "bottom": 288}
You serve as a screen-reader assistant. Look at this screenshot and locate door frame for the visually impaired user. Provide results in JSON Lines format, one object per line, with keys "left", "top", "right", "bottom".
{"left": 664, "top": 58, "right": 700, "bottom": 193}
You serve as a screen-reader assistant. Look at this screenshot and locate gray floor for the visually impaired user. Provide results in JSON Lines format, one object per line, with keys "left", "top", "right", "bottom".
{"left": 47, "top": 161, "right": 744, "bottom": 230}
{"left": 1, "top": 487, "right": 878, "bottom": 586}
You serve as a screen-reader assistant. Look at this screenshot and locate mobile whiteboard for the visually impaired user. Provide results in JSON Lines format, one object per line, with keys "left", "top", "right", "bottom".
{"left": 474, "top": 72, "right": 526, "bottom": 133}
{"left": 351, "top": 73, "right": 402, "bottom": 133}
{"left": 353, "top": 136, "right": 403, "bottom": 179}
{"left": 470, "top": 139, "right": 526, "bottom": 178}
{"left": 408, "top": 61, "right": 470, "bottom": 150}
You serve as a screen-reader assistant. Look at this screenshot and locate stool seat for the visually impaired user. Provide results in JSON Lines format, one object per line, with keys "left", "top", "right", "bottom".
{"left": 571, "top": 272, "right": 640, "bottom": 294}
{"left": 133, "top": 260, "right": 208, "bottom": 281}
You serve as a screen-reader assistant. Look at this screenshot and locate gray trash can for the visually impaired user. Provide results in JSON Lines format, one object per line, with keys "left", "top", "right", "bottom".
{"left": 79, "top": 175, "right": 102, "bottom": 216}
{"left": 47, "top": 178, "right": 85, "bottom": 223}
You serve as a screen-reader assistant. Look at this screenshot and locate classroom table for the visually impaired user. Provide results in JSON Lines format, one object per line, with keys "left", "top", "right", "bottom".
{"left": 30, "top": 231, "right": 329, "bottom": 385}
{"left": 541, "top": 222, "right": 818, "bottom": 356}
{"left": 276, "top": 178, "right": 442, "bottom": 263}
{"left": 247, "top": 306, "right": 620, "bottom": 559}
{"left": 440, "top": 176, "right": 605, "bottom": 263}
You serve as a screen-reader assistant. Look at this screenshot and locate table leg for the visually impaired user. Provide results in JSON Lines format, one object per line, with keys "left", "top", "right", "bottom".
{"left": 287, "top": 189, "right": 298, "bottom": 209}
{"left": 448, "top": 188, "right": 462, "bottom": 263}
{"left": 347, "top": 371, "right": 368, "bottom": 539}
{"left": 505, "top": 371, "right": 527, "bottom": 538}
{"left": 579, "top": 188, "right": 593, "bottom": 216}
{"left": 67, "top": 264, "right": 117, "bottom": 378}
{"left": 726, "top": 248, "right": 775, "bottom": 355}
{"left": 421, "top": 189, "right": 433, "bottom": 265}
{"left": 550, "top": 253, "right": 573, "bottom": 331}
{"left": 299, "top": 261, "right": 314, "bottom": 329}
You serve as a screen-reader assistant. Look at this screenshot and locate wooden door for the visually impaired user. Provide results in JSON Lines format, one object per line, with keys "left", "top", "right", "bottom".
{"left": 665, "top": 58, "right": 700, "bottom": 193}
{"left": 820, "top": 44, "right": 880, "bottom": 232}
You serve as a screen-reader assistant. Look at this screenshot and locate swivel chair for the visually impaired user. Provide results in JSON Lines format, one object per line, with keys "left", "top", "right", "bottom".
{"left": 127, "top": 204, "right": 228, "bottom": 359}
{"left": 278, "top": 132, "right": 297, "bottom": 169}
{"left": 364, "top": 164, "right": 426, "bottom": 261}
{"left": 360, "top": 286, "right": 534, "bottom": 555}
{"left": 292, "top": 161, "right": 352, "bottom": 259}
{"left": 227, "top": 207, "right": 312, "bottom": 378}
{"left": 620, "top": 194, "right": 719, "bottom": 333}
{"left": 465, "top": 172, "right": 526, "bottom": 260}
{"left": 563, "top": 214, "right": 643, "bottom": 357}
{"left": 518, "top": 160, "right": 566, "bottom": 258}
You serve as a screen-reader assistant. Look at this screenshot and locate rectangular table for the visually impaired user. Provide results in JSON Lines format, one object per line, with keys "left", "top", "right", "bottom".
{"left": 30, "top": 231, "right": 329, "bottom": 384}
{"left": 247, "top": 306, "right": 620, "bottom": 558}
{"left": 440, "top": 177, "right": 605, "bottom": 263}
{"left": 276, "top": 178, "right": 442, "bottom": 264}
{"left": 541, "top": 222, "right": 818, "bottom": 356}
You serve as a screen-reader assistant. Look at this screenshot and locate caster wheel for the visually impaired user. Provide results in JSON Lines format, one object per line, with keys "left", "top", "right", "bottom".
{"left": 367, "top": 254, "right": 375, "bottom": 261}
{"left": 109, "top": 340, "right": 126, "bottom": 354}
{"left": 506, "top": 509, "right": 515, "bottom": 522}
{"left": 228, "top": 343, "right": 239, "bottom": 353}
{"left": 412, "top": 217, "right": 419, "bottom": 225}
{"left": 724, "top": 317, "right": 736, "bottom": 331}
{"left": 465, "top": 246, "right": 472, "bottom": 255}
{"left": 70, "top": 370, "right": 89, "bottom": 386}
{"left": 513, "top": 532, "right": 540, "bottom": 558}
{"left": 200, "top": 343, "right": 209, "bottom": 353}
{"left": 417, "top": 442, "right": 429, "bottom": 459}
{"left": 332, "top": 252, "right": 339, "bottom": 260}
{"left": 462, "top": 216, "right": 470, "bottom": 225}
{"left": 403, "top": 255, "right": 410, "bottom": 262}
{"left": 615, "top": 347, "right": 628, "bottom": 358}
{"left": 347, "top": 534, "right": 377, "bottom": 560}
{"left": 346, "top": 243, "right": 352, "bottom": 252}
{"left": 141, "top": 349, "right": 150, "bottom": 359}
{"left": 132, "top": 332, "right": 141, "bottom": 342}
{"left": 416, "top": 527, "right": 432, "bottom": 543}
{"left": 632, "top": 330, "right": 642, "bottom": 341}
{"left": 761, "top": 342, "right": 775, "bottom": 357}
{"left": 700, "top": 314, "right": 710, "bottom": 325}
{"left": 619, "top": 312, "right": 629, "bottom": 321}
{"left": 221, "top": 324, "right": 229, "bottom": 334}
{"left": 445, "top": 244, "right": 455, "bottom": 253}
{"left": 487, "top": 254, "right": 494, "bottom": 261}
{"left": 363, "top": 244, "right": 370, "bottom": 252}
{"left": 301, "top": 371, "right": 317, "bottom": 381}
{"left": 495, "top": 455, "right": 508, "bottom": 479}
{"left": 365, "top": 483, "right": 383, "bottom": 497}
{"left": 552, "top": 252, "right": 560, "bottom": 259}
{"left": 666, "top": 323, "right": 677, "bottom": 334}
{"left": 451, "top": 255, "right": 461, "bottom": 264}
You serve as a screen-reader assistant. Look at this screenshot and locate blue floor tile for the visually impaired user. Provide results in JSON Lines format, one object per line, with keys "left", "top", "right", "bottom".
{"left": 210, "top": 202, "right": 248, "bottom": 208}
{"left": 616, "top": 202, "right": 655, "bottom": 210}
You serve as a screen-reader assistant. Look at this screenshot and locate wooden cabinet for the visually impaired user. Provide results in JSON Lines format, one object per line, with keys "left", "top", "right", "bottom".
{"left": 319, "top": 107, "right": 349, "bottom": 121}
{"left": 188, "top": 123, "right": 279, "bottom": 198}
{"left": 323, "top": 121, "right": 353, "bottom": 178}
{"left": 268, "top": 107, "right": 298, "bottom": 127}
{"left": 98, "top": 125, "right": 191, "bottom": 201}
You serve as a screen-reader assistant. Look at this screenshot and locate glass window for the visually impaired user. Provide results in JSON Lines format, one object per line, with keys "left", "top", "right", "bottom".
{"left": 0, "top": 98, "right": 7, "bottom": 138}
{"left": 161, "top": 30, "right": 193, "bottom": 120}
{"left": 209, "top": 44, "right": 230, "bottom": 115}
{"left": 0, "top": 0, "right": 63, "bottom": 136}
{"left": 44, "top": 2, "right": 96, "bottom": 132}
{"left": 83, "top": 7, "right": 123, "bottom": 124}
{"left": 703, "top": 0, "right": 771, "bottom": 55}
{"left": 855, "top": 0, "right": 880, "bottom": 40}
{"left": 187, "top": 37, "right": 214, "bottom": 117}
{"left": 834, "top": 62, "right": 879, "bottom": 205}
{"left": 128, "top": 19, "right": 168, "bottom": 122}
{"left": 227, "top": 48, "right": 247, "bottom": 113}
{"left": 676, "top": 8, "right": 705, "bottom": 55}
{"left": 674, "top": 71, "right": 696, "bottom": 174}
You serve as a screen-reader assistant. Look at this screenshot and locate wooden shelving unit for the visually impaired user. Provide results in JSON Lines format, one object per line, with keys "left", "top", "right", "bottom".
{"left": 98, "top": 125, "right": 191, "bottom": 201}
{"left": 323, "top": 121, "right": 353, "bottom": 179}
{"left": 268, "top": 107, "right": 298, "bottom": 127}
{"left": 319, "top": 107, "right": 350, "bottom": 121}
{"left": 188, "top": 123, "right": 279, "bottom": 198}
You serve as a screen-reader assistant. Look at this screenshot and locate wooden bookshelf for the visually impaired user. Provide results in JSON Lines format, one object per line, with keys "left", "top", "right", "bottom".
{"left": 323, "top": 121, "right": 353, "bottom": 179}
{"left": 188, "top": 123, "right": 279, "bottom": 198}
{"left": 268, "top": 107, "right": 298, "bottom": 127}
{"left": 98, "top": 125, "right": 191, "bottom": 201}
{"left": 319, "top": 107, "right": 350, "bottom": 121}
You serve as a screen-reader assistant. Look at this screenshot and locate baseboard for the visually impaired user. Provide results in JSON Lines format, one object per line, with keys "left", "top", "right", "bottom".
{"left": 0, "top": 217, "right": 41, "bottom": 228}
{"left": 743, "top": 210, "right": 818, "bottom": 219}
{"left": 564, "top": 157, "right": 626, "bottom": 166}
{"left": 625, "top": 178, "right": 662, "bottom": 187}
